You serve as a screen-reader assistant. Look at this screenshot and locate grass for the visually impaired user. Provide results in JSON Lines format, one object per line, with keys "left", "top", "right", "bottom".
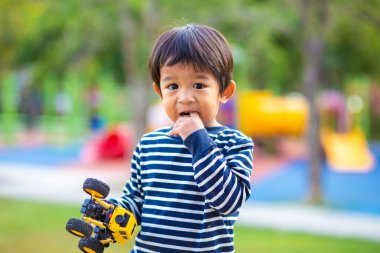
{"left": 0, "top": 198, "right": 379, "bottom": 253}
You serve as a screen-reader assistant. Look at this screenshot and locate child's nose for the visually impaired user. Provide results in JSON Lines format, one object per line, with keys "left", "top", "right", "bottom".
{"left": 178, "top": 90, "right": 195, "bottom": 103}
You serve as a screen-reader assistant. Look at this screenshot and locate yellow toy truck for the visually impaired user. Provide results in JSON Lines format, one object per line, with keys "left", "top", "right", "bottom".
{"left": 66, "top": 178, "right": 137, "bottom": 253}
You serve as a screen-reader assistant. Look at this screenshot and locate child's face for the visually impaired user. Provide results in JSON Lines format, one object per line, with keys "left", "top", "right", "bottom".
{"left": 154, "top": 63, "right": 235, "bottom": 127}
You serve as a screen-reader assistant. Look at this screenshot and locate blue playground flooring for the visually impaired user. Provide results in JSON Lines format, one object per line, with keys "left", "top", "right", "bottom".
{"left": 0, "top": 142, "right": 379, "bottom": 215}
{"left": 0, "top": 143, "right": 82, "bottom": 166}
{"left": 251, "top": 143, "right": 380, "bottom": 215}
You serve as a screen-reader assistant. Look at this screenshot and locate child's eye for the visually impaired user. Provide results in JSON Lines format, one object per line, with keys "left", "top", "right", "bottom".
{"left": 193, "top": 83, "right": 205, "bottom": 89}
{"left": 167, "top": 84, "right": 178, "bottom": 90}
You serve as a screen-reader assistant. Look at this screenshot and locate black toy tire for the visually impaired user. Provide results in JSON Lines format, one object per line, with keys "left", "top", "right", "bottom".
{"left": 66, "top": 218, "right": 93, "bottom": 238}
{"left": 83, "top": 178, "right": 110, "bottom": 198}
{"left": 79, "top": 237, "right": 104, "bottom": 253}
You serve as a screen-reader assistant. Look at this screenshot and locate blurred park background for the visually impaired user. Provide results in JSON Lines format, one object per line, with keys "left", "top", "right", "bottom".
{"left": 1, "top": 0, "right": 380, "bottom": 252}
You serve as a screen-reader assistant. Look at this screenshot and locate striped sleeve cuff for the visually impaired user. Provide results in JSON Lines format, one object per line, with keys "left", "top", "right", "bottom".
{"left": 183, "top": 128, "right": 215, "bottom": 154}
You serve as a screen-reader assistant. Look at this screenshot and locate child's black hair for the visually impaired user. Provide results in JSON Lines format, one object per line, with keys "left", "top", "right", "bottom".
{"left": 149, "top": 24, "right": 234, "bottom": 94}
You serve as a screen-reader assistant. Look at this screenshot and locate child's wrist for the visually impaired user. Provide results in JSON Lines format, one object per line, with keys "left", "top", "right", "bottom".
{"left": 184, "top": 128, "right": 215, "bottom": 154}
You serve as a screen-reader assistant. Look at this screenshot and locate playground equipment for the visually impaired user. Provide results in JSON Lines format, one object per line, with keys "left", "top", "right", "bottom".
{"left": 321, "top": 128, "right": 374, "bottom": 172}
{"left": 318, "top": 90, "right": 375, "bottom": 172}
{"left": 81, "top": 124, "right": 133, "bottom": 163}
{"left": 237, "top": 90, "right": 308, "bottom": 137}
{"left": 66, "top": 178, "right": 137, "bottom": 253}
{"left": 237, "top": 89, "right": 375, "bottom": 172}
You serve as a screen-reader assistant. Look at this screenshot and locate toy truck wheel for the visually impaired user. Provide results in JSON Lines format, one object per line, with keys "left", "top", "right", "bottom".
{"left": 79, "top": 237, "right": 104, "bottom": 253}
{"left": 66, "top": 218, "right": 93, "bottom": 238}
{"left": 83, "top": 178, "right": 110, "bottom": 198}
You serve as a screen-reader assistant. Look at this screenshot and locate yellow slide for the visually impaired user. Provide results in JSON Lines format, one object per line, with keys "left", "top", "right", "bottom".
{"left": 321, "top": 128, "right": 375, "bottom": 172}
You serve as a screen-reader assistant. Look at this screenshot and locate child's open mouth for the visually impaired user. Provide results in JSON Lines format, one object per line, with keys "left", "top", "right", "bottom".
{"left": 179, "top": 112, "right": 191, "bottom": 117}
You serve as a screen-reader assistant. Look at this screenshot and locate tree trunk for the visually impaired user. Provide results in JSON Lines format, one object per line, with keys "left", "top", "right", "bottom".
{"left": 118, "top": 0, "right": 158, "bottom": 144}
{"left": 300, "top": 0, "right": 328, "bottom": 203}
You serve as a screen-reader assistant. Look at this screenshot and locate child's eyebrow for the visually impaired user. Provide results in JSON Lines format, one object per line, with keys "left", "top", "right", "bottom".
{"left": 161, "top": 74, "right": 210, "bottom": 82}
{"left": 194, "top": 74, "right": 210, "bottom": 80}
{"left": 162, "top": 76, "right": 174, "bottom": 82}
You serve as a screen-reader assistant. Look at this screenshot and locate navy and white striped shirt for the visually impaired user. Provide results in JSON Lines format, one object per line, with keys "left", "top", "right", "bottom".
{"left": 112, "top": 126, "right": 253, "bottom": 252}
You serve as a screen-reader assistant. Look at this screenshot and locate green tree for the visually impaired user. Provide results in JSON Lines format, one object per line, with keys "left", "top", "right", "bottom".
{"left": 1, "top": 0, "right": 380, "bottom": 138}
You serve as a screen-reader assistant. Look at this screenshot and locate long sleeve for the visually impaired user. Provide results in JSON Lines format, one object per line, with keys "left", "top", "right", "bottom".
{"left": 110, "top": 143, "right": 144, "bottom": 224}
{"left": 108, "top": 127, "right": 253, "bottom": 252}
{"left": 184, "top": 128, "right": 253, "bottom": 215}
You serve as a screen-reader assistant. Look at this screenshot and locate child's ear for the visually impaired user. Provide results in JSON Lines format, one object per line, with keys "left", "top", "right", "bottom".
{"left": 220, "top": 80, "right": 236, "bottom": 103}
{"left": 153, "top": 82, "right": 162, "bottom": 98}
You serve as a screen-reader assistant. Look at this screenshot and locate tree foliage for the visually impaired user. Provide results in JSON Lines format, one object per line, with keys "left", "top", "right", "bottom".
{"left": 1, "top": 0, "right": 379, "bottom": 91}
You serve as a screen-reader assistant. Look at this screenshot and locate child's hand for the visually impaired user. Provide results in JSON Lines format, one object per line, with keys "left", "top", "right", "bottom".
{"left": 168, "top": 112, "right": 204, "bottom": 140}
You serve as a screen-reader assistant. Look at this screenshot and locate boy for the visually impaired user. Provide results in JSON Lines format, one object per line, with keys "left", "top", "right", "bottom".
{"left": 112, "top": 23, "right": 254, "bottom": 252}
